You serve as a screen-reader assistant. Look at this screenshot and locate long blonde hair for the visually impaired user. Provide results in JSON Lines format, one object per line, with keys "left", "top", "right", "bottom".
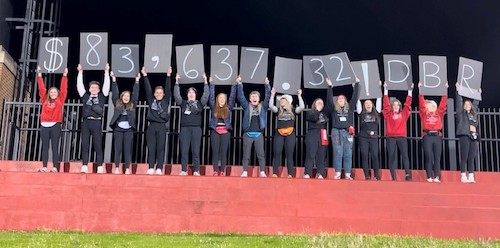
{"left": 278, "top": 98, "right": 295, "bottom": 120}
{"left": 214, "top": 93, "right": 229, "bottom": 119}
{"left": 115, "top": 91, "right": 134, "bottom": 110}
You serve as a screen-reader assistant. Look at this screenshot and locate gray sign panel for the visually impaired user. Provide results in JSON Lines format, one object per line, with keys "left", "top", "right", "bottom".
{"left": 176, "top": 44, "right": 205, "bottom": 84}
{"left": 303, "top": 56, "right": 329, "bottom": 89}
{"left": 322, "top": 52, "right": 356, "bottom": 87}
{"left": 383, "top": 54, "right": 412, "bottom": 91}
{"left": 457, "top": 57, "right": 483, "bottom": 100}
{"left": 144, "top": 34, "right": 173, "bottom": 73}
{"left": 240, "top": 47, "right": 269, "bottom": 84}
{"left": 273, "top": 56, "right": 302, "bottom": 95}
{"left": 351, "top": 60, "right": 382, "bottom": 100}
{"left": 38, "top": 37, "right": 69, "bottom": 74}
{"left": 112, "top": 44, "right": 140, "bottom": 78}
{"left": 419, "top": 56, "right": 448, "bottom": 96}
{"left": 210, "top": 45, "right": 238, "bottom": 85}
{"left": 79, "top": 32, "right": 108, "bottom": 70}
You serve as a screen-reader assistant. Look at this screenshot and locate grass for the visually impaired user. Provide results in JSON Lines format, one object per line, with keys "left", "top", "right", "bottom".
{"left": 0, "top": 231, "right": 498, "bottom": 248}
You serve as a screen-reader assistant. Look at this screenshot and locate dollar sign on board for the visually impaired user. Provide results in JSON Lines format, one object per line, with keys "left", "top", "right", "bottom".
{"left": 43, "top": 38, "right": 64, "bottom": 73}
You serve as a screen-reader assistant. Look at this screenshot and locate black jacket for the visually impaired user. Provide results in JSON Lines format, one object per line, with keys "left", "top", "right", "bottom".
{"left": 327, "top": 83, "right": 360, "bottom": 129}
{"left": 144, "top": 76, "right": 172, "bottom": 123}
{"left": 455, "top": 94, "right": 480, "bottom": 137}
{"left": 109, "top": 81, "right": 139, "bottom": 130}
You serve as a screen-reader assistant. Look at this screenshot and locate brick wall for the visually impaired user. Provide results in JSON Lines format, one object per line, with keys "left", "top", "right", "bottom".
{"left": 0, "top": 45, "right": 18, "bottom": 158}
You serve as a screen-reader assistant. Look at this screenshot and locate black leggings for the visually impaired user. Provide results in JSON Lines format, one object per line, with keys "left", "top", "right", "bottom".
{"left": 114, "top": 127, "right": 134, "bottom": 169}
{"left": 459, "top": 135, "right": 478, "bottom": 173}
{"left": 40, "top": 124, "right": 61, "bottom": 168}
{"left": 180, "top": 126, "right": 202, "bottom": 172}
{"left": 81, "top": 119, "right": 103, "bottom": 167}
{"left": 423, "top": 135, "right": 443, "bottom": 179}
{"left": 358, "top": 136, "right": 380, "bottom": 179}
{"left": 272, "top": 131, "right": 296, "bottom": 175}
{"left": 146, "top": 122, "right": 167, "bottom": 170}
{"left": 211, "top": 131, "right": 231, "bottom": 172}
{"left": 304, "top": 129, "right": 327, "bottom": 177}
{"left": 386, "top": 137, "right": 411, "bottom": 180}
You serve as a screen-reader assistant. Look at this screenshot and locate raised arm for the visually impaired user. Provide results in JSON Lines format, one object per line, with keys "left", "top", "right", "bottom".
{"left": 418, "top": 83, "right": 426, "bottom": 116}
{"left": 269, "top": 87, "right": 278, "bottom": 113}
{"left": 295, "top": 89, "right": 305, "bottom": 114}
{"left": 349, "top": 80, "right": 361, "bottom": 107}
{"left": 228, "top": 84, "right": 237, "bottom": 111}
{"left": 326, "top": 78, "right": 334, "bottom": 112}
{"left": 236, "top": 76, "right": 249, "bottom": 108}
{"left": 438, "top": 95, "right": 448, "bottom": 116}
{"left": 132, "top": 73, "right": 140, "bottom": 106}
{"left": 455, "top": 83, "right": 464, "bottom": 113}
{"left": 58, "top": 68, "right": 68, "bottom": 103}
{"left": 262, "top": 78, "right": 271, "bottom": 109}
{"left": 209, "top": 82, "right": 216, "bottom": 110}
{"left": 382, "top": 83, "right": 391, "bottom": 118}
{"left": 110, "top": 71, "right": 119, "bottom": 104}
{"left": 356, "top": 100, "right": 362, "bottom": 114}
{"left": 76, "top": 64, "right": 86, "bottom": 97}
{"left": 173, "top": 74, "right": 183, "bottom": 105}
{"left": 101, "top": 63, "right": 110, "bottom": 97}
{"left": 375, "top": 97, "right": 382, "bottom": 113}
{"left": 36, "top": 66, "right": 46, "bottom": 99}
{"left": 200, "top": 74, "right": 209, "bottom": 106}
{"left": 164, "top": 67, "right": 172, "bottom": 105}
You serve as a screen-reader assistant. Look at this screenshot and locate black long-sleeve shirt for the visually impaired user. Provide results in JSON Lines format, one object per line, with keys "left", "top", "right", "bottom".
{"left": 144, "top": 76, "right": 171, "bottom": 123}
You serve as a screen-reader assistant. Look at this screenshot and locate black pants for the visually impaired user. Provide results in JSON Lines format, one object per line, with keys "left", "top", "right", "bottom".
{"left": 211, "top": 131, "right": 231, "bottom": 173}
{"left": 81, "top": 119, "right": 103, "bottom": 167}
{"left": 459, "top": 135, "right": 478, "bottom": 173}
{"left": 272, "top": 131, "right": 296, "bottom": 176}
{"left": 146, "top": 122, "right": 167, "bottom": 170}
{"left": 386, "top": 137, "right": 411, "bottom": 180}
{"left": 180, "top": 126, "right": 202, "bottom": 172}
{"left": 358, "top": 136, "right": 380, "bottom": 179}
{"left": 423, "top": 135, "right": 443, "bottom": 179}
{"left": 114, "top": 127, "right": 134, "bottom": 169}
{"left": 40, "top": 124, "right": 61, "bottom": 168}
{"left": 304, "top": 129, "right": 327, "bottom": 177}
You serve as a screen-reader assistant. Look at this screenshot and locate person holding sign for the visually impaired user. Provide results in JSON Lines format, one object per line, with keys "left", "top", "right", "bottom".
{"left": 418, "top": 82, "right": 448, "bottom": 183}
{"left": 174, "top": 73, "right": 209, "bottom": 176}
{"left": 37, "top": 66, "right": 68, "bottom": 173}
{"left": 269, "top": 88, "right": 305, "bottom": 178}
{"left": 356, "top": 98, "right": 382, "bottom": 180}
{"left": 142, "top": 67, "right": 172, "bottom": 175}
{"left": 455, "top": 83, "right": 481, "bottom": 183}
{"left": 303, "top": 98, "right": 329, "bottom": 179}
{"left": 109, "top": 71, "right": 140, "bottom": 175}
{"left": 77, "top": 63, "right": 110, "bottom": 174}
{"left": 326, "top": 78, "right": 360, "bottom": 180}
{"left": 237, "top": 76, "right": 271, "bottom": 177}
{"left": 208, "top": 80, "right": 237, "bottom": 176}
{"left": 382, "top": 82, "right": 414, "bottom": 181}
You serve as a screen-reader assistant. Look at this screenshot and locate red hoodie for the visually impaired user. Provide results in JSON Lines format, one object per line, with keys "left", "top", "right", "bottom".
{"left": 419, "top": 94, "right": 447, "bottom": 135}
{"left": 383, "top": 95, "right": 412, "bottom": 137}
{"left": 38, "top": 76, "right": 68, "bottom": 123}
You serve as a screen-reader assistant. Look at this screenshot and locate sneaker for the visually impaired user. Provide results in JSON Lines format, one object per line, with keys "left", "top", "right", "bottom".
{"left": 334, "top": 172, "right": 341, "bottom": 180}
{"left": 433, "top": 177, "right": 441, "bottom": 183}
{"left": 405, "top": 175, "right": 412, "bottom": 181}
{"left": 220, "top": 172, "right": 225, "bottom": 176}
{"left": 114, "top": 168, "right": 121, "bottom": 175}
{"left": 461, "top": 173, "right": 469, "bottom": 183}
{"left": 179, "top": 171, "right": 187, "bottom": 176}
{"left": 468, "top": 174, "right": 476, "bottom": 183}
{"left": 287, "top": 175, "right": 292, "bottom": 178}
{"left": 81, "top": 165, "right": 88, "bottom": 174}
{"left": 213, "top": 172, "right": 219, "bottom": 176}
{"left": 155, "top": 169, "right": 163, "bottom": 175}
{"left": 97, "top": 166, "right": 104, "bottom": 174}
{"left": 38, "top": 167, "right": 48, "bottom": 173}
{"left": 125, "top": 168, "right": 131, "bottom": 175}
{"left": 50, "top": 167, "right": 58, "bottom": 173}
{"left": 427, "top": 178, "right": 433, "bottom": 183}
{"left": 193, "top": 171, "right": 200, "bottom": 176}
{"left": 317, "top": 174, "right": 324, "bottom": 180}
{"left": 259, "top": 171, "right": 267, "bottom": 178}
{"left": 146, "top": 168, "right": 154, "bottom": 175}
{"left": 272, "top": 174, "right": 278, "bottom": 178}
{"left": 345, "top": 176, "right": 353, "bottom": 180}
{"left": 241, "top": 171, "right": 248, "bottom": 177}
{"left": 303, "top": 174, "right": 310, "bottom": 179}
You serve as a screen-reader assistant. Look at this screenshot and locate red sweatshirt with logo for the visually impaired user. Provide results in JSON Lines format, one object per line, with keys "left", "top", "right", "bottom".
{"left": 38, "top": 76, "right": 68, "bottom": 123}
{"left": 383, "top": 95, "right": 412, "bottom": 137}
{"left": 419, "top": 94, "right": 447, "bottom": 135}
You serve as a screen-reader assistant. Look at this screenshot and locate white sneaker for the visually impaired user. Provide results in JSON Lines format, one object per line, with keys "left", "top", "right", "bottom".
{"left": 125, "top": 168, "right": 131, "bottom": 175}
{"left": 427, "top": 178, "right": 433, "bottom": 183}
{"left": 38, "top": 167, "right": 48, "bottom": 173}
{"left": 468, "top": 174, "right": 476, "bottom": 183}
{"left": 80, "top": 165, "right": 88, "bottom": 174}
{"left": 461, "top": 173, "right": 469, "bottom": 183}
{"left": 146, "top": 168, "right": 154, "bottom": 175}
{"left": 50, "top": 167, "right": 58, "bottom": 173}
{"left": 433, "top": 177, "right": 441, "bottom": 183}
{"left": 97, "top": 166, "right": 104, "bottom": 174}
{"left": 317, "top": 174, "right": 324, "bottom": 179}
{"left": 259, "top": 171, "right": 267, "bottom": 178}
{"left": 155, "top": 169, "right": 163, "bottom": 175}
{"left": 113, "top": 168, "right": 121, "bottom": 174}
{"left": 345, "top": 173, "right": 352, "bottom": 180}
{"left": 334, "top": 172, "right": 341, "bottom": 180}
{"left": 179, "top": 171, "right": 187, "bottom": 176}
{"left": 193, "top": 171, "right": 200, "bottom": 176}
{"left": 304, "top": 174, "right": 310, "bottom": 179}
{"left": 241, "top": 171, "right": 248, "bottom": 177}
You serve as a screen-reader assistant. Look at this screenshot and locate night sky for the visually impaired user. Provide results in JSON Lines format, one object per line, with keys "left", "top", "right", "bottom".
{"left": 15, "top": 0, "right": 500, "bottom": 107}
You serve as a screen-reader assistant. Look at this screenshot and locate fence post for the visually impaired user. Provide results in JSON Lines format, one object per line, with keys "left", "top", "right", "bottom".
{"left": 447, "top": 98, "right": 457, "bottom": 171}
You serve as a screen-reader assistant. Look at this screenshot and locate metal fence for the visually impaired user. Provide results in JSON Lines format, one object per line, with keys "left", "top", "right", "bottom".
{"left": 1, "top": 98, "right": 499, "bottom": 172}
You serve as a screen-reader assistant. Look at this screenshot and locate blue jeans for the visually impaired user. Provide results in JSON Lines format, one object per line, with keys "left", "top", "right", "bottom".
{"left": 331, "top": 128, "right": 353, "bottom": 173}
